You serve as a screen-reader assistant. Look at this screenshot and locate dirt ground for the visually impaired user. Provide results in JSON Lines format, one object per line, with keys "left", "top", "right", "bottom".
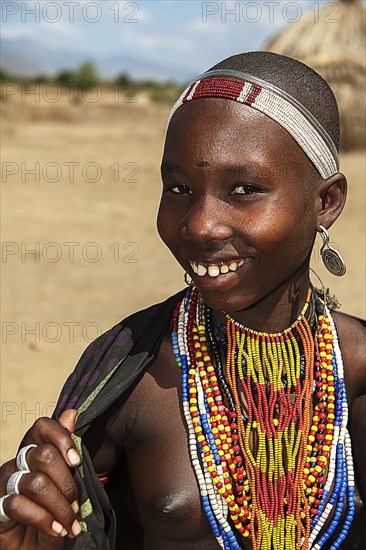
{"left": 1, "top": 85, "right": 365, "bottom": 463}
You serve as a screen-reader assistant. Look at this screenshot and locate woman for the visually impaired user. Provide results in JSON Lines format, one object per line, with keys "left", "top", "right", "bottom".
{"left": 0, "top": 51, "right": 365, "bottom": 550}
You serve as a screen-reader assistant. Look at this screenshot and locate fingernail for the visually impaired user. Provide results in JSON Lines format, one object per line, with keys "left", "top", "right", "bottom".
{"left": 71, "top": 500, "right": 79, "bottom": 513}
{"left": 71, "top": 519, "right": 82, "bottom": 537}
{"left": 67, "top": 448, "right": 80, "bottom": 467}
{"left": 52, "top": 520, "right": 67, "bottom": 537}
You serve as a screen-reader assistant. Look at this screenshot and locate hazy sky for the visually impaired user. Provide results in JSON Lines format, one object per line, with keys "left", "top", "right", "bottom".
{"left": 1, "top": 0, "right": 354, "bottom": 80}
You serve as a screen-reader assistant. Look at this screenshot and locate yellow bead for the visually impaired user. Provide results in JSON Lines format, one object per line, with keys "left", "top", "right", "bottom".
{"left": 325, "top": 434, "right": 332, "bottom": 441}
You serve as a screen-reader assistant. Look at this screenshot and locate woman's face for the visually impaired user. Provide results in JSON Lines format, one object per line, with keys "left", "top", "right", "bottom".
{"left": 157, "top": 98, "right": 322, "bottom": 313}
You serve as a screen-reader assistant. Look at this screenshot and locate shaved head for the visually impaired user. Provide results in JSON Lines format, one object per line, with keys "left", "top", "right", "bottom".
{"left": 208, "top": 51, "right": 340, "bottom": 151}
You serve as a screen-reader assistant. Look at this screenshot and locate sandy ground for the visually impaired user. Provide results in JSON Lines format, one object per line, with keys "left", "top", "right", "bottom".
{"left": 1, "top": 86, "right": 365, "bottom": 463}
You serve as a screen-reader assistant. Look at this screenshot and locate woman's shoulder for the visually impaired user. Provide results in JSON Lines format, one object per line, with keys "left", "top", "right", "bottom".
{"left": 331, "top": 310, "right": 366, "bottom": 403}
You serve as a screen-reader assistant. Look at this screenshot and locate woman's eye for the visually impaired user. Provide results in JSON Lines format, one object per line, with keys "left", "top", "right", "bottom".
{"left": 230, "top": 184, "right": 259, "bottom": 195}
{"left": 168, "top": 185, "right": 192, "bottom": 195}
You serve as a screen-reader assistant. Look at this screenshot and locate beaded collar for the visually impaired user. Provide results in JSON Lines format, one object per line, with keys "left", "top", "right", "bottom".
{"left": 171, "top": 286, "right": 354, "bottom": 549}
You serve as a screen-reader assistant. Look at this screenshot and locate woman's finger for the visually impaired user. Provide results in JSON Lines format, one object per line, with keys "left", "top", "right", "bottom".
{"left": 22, "top": 417, "right": 80, "bottom": 469}
{"left": 2, "top": 493, "right": 81, "bottom": 538}
{"left": 25, "top": 444, "right": 78, "bottom": 504}
{"left": 58, "top": 409, "right": 78, "bottom": 434}
{"left": 12, "top": 470, "right": 80, "bottom": 537}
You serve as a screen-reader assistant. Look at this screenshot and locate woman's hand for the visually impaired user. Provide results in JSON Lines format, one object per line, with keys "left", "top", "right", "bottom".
{"left": 0, "top": 409, "right": 82, "bottom": 549}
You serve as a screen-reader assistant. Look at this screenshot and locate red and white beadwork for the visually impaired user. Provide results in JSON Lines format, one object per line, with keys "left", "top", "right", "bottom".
{"left": 168, "top": 70, "right": 339, "bottom": 180}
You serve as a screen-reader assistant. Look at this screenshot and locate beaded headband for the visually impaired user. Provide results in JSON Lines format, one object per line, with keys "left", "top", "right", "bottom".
{"left": 168, "top": 69, "right": 339, "bottom": 179}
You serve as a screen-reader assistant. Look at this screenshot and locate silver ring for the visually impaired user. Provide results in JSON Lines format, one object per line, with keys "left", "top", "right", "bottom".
{"left": 6, "top": 470, "right": 29, "bottom": 495}
{"left": 16, "top": 444, "right": 37, "bottom": 471}
{"left": 0, "top": 494, "right": 12, "bottom": 524}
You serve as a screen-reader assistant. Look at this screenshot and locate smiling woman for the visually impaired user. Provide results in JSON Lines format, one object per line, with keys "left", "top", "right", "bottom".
{"left": 0, "top": 51, "right": 365, "bottom": 550}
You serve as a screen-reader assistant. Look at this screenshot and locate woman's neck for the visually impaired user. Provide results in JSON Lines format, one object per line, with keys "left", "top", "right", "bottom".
{"left": 211, "top": 270, "right": 311, "bottom": 333}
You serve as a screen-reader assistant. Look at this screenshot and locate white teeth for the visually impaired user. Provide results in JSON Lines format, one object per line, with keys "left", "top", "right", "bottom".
{"left": 191, "top": 262, "right": 198, "bottom": 273}
{"left": 197, "top": 264, "right": 207, "bottom": 276}
{"left": 208, "top": 265, "right": 220, "bottom": 277}
{"left": 190, "top": 259, "right": 245, "bottom": 276}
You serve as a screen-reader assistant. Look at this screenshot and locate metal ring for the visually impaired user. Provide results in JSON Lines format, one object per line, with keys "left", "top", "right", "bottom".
{"left": 0, "top": 494, "right": 12, "bottom": 524}
{"left": 6, "top": 470, "right": 29, "bottom": 495}
{"left": 16, "top": 444, "right": 37, "bottom": 471}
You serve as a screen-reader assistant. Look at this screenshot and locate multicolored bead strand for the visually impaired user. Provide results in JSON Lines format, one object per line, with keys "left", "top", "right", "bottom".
{"left": 171, "top": 286, "right": 354, "bottom": 549}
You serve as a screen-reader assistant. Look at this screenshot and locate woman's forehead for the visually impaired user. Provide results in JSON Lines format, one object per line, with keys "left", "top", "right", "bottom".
{"left": 165, "top": 100, "right": 298, "bottom": 161}
{"left": 162, "top": 99, "right": 318, "bottom": 182}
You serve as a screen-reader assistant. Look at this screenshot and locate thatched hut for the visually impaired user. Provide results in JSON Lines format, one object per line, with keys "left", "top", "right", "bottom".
{"left": 264, "top": 0, "right": 365, "bottom": 151}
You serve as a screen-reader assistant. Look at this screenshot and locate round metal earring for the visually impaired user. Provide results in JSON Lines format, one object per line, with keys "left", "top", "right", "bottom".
{"left": 318, "top": 225, "right": 346, "bottom": 276}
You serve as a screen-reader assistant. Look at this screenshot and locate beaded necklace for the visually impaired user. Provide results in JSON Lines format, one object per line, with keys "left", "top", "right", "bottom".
{"left": 171, "top": 286, "right": 354, "bottom": 550}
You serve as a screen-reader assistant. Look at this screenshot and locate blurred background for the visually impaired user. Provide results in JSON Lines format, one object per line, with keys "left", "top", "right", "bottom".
{"left": 1, "top": 0, "right": 365, "bottom": 461}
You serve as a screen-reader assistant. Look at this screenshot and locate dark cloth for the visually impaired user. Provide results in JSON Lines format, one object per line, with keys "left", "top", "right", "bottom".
{"left": 53, "top": 289, "right": 186, "bottom": 550}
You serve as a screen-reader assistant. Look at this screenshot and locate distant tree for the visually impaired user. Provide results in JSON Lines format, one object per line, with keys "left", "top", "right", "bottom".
{"left": 33, "top": 74, "right": 50, "bottom": 84}
{"left": 54, "top": 62, "right": 101, "bottom": 103}
{"left": 114, "top": 72, "right": 132, "bottom": 88}
{"left": 0, "top": 67, "right": 10, "bottom": 82}
{"left": 56, "top": 70, "right": 75, "bottom": 86}
{"left": 72, "top": 61, "right": 100, "bottom": 90}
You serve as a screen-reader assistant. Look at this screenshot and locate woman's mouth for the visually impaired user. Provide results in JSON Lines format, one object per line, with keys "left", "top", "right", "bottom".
{"left": 189, "top": 258, "right": 246, "bottom": 277}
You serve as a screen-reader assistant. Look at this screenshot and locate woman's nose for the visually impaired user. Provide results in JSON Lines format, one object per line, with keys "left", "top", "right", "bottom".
{"left": 180, "top": 195, "right": 232, "bottom": 243}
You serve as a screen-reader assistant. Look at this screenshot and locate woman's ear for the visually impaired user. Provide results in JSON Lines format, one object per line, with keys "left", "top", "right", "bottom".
{"left": 317, "top": 172, "right": 347, "bottom": 230}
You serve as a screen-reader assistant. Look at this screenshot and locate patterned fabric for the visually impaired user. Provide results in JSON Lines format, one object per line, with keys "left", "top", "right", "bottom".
{"left": 53, "top": 289, "right": 186, "bottom": 550}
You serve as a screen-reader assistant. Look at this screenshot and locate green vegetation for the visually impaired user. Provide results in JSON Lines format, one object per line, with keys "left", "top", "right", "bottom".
{"left": 0, "top": 61, "right": 184, "bottom": 103}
